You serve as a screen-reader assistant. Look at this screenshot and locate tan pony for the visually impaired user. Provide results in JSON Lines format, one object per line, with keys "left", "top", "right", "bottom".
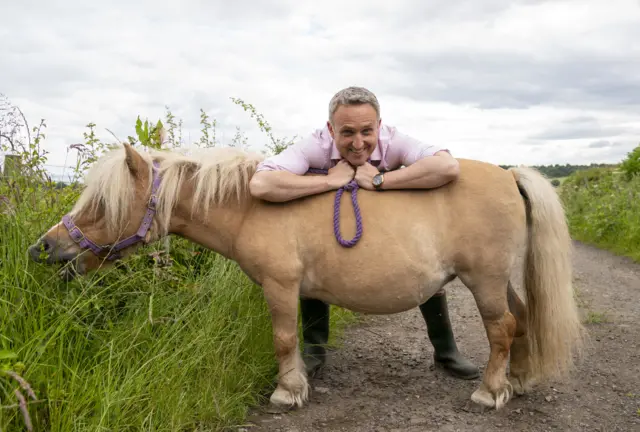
{"left": 28, "top": 140, "right": 585, "bottom": 411}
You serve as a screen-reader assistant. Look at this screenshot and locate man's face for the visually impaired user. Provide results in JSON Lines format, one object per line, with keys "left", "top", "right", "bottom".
{"left": 328, "top": 103, "right": 380, "bottom": 166}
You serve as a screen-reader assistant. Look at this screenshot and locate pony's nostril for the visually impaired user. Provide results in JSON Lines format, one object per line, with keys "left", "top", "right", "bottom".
{"left": 28, "top": 238, "right": 55, "bottom": 262}
{"left": 41, "top": 238, "right": 53, "bottom": 253}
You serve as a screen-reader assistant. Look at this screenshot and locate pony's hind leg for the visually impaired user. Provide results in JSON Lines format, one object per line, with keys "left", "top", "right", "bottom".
{"left": 507, "top": 280, "right": 534, "bottom": 395}
{"left": 468, "top": 276, "right": 517, "bottom": 410}
{"left": 262, "top": 278, "right": 309, "bottom": 411}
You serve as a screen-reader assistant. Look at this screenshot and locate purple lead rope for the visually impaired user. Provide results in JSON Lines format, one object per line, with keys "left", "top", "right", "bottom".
{"left": 306, "top": 168, "right": 363, "bottom": 248}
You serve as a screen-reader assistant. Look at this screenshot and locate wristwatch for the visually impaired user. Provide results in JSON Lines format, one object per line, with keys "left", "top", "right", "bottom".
{"left": 372, "top": 173, "right": 384, "bottom": 190}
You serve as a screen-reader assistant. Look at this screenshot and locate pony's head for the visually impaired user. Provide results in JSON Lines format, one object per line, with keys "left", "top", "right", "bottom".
{"left": 28, "top": 143, "right": 164, "bottom": 279}
{"left": 28, "top": 140, "right": 265, "bottom": 280}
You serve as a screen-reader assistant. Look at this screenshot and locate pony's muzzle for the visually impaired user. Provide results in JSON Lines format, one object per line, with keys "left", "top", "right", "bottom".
{"left": 28, "top": 237, "right": 77, "bottom": 265}
{"left": 29, "top": 237, "right": 85, "bottom": 281}
{"left": 29, "top": 238, "right": 52, "bottom": 263}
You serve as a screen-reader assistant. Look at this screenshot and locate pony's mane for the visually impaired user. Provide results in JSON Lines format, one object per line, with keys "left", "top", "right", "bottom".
{"left": 154, "top": 145, "right": 265, "bottom": 232}
{"left": 69, "top": 144, "right": 266, "bottom": 237}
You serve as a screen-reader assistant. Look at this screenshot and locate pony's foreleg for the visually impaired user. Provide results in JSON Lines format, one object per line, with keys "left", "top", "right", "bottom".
{"left": 469, "top": 277, "right": 517, "bottom": 410}
{"left": 263, "top": 278, "right": 309, "bottom": 411}
{"left": 506, "top": 280, "right": 534, "bottom": 395}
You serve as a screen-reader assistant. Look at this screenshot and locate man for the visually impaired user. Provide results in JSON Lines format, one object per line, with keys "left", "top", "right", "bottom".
{"left": 249, "top": 86, "right": 479, "bottom": 380}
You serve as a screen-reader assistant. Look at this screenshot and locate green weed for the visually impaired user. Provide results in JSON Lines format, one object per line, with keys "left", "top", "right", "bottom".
{"left": 560, "top": 147, "right": 640, "bottom": 263}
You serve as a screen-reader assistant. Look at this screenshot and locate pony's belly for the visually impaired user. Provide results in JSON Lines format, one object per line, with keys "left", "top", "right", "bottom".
{"left": 300, "top": 268, "right": 447, "bottom": 314}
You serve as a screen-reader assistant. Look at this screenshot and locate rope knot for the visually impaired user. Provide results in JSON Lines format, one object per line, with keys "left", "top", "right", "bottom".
{"left": 343, "top": 180, "right": 358, "bottom": 191}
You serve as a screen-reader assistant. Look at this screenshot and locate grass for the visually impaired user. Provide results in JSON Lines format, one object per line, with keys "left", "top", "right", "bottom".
{"left": 0, "top": 103, "right": 358, "bottom": 431}
{"left": 584, "top": 311, "right": 610, "bottom": 324}
{"left": 0, "top": 193, "right": 355, "bottom": 431}
{"left": 560, "top": 164, "right": 640, "bottom": 262}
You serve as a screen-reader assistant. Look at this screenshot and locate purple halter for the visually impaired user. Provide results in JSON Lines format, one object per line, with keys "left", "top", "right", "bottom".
{"left": 61, "top": 161, "right": 162, "bottom": 261}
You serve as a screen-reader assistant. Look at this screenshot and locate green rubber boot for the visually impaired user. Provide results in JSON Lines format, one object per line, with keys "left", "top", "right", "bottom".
{"left": 300, "top": 298, "right": 330, "bottom": 378}
{"left": 419, "top": 291, "right": 480, "bottom": 380}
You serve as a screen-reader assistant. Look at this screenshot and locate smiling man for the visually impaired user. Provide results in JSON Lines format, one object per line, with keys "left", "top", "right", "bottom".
{"left": 249, "top": 87, "right": 460, "bottom": 201}
{"left": 249, "top": 86, "right": 478, "bottom": 380}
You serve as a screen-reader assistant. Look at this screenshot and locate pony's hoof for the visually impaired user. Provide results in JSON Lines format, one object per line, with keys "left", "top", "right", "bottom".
{"left": 509, "top": 375, "right": 534, "bottom": 396}
{"left": 470, "top": 387, "right": 495, "bottom": 409}
{"left": 268, "top": 384, "right": 308, "bottom": 412}
{"left": 264, "top": 402, "right": 292, "bottom": 414}
{"left": 509, "top": 376, "right": 526, "bottom": 395}
{"left": 470, "top": 382, "right": 513, "bottom": 410}
{"left": 462, "top": 400, "right": 489, "bottom": 414}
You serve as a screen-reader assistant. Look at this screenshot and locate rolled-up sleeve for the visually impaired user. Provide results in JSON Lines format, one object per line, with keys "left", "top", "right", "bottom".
{"left": 256, "top": 131, "right": 330, "bottom": 175}
{"left": 385, "top": 126, "right": 450, "bottom": 167}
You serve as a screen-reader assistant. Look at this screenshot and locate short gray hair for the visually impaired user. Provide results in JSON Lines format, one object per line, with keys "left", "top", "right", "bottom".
{"left": 328, "top": 86, "right": 380, "bottom": 123}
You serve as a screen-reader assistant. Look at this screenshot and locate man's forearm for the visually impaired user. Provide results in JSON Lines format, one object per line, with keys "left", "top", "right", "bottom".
{"left": 382, "top": 153, "right": 460, "bottom": 190}
{"left": 249, "top": 171, "right": 334, "bottom": 202}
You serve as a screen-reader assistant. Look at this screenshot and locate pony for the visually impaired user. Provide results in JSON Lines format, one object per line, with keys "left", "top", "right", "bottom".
{"left": 28, "top": 140, "right": 585, "bottom": 411}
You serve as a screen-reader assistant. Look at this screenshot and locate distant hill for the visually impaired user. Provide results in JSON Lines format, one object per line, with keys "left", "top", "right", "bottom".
{"left": 499, "top": 163, "right": 617, "bottom": 179}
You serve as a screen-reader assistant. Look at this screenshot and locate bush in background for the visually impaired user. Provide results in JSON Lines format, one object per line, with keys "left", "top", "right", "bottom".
{"left": 560, "top": 143, "right": 640, "bottom": 262}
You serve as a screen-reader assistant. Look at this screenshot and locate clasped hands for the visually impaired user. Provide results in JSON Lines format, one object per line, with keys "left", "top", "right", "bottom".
{"left": 327, "top": 160, "right": 380, "bottom": 191}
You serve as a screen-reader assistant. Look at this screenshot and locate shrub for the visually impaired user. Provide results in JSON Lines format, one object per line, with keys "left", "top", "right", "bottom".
{"left": 560, "top": 163, "right": 640, "bottom": 262}
{"left": 619, "top": 143, "right": 640, "bottom": 181}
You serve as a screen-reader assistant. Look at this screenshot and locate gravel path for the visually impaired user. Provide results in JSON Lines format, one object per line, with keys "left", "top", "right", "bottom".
{"left": 247, "top": 241, "right": 640, "bottom": 432}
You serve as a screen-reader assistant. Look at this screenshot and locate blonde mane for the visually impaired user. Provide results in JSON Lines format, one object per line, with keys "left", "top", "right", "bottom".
{"left": 69, "top": 144, "right": 266, "bottom": 237}
{"left": 154, "top": 146, "right": 265, "bottom": 232}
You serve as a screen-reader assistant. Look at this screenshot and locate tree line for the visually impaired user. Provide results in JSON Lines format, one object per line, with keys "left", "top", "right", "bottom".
{"left": 499, "top": 163, "right": 618, "bottom": 179}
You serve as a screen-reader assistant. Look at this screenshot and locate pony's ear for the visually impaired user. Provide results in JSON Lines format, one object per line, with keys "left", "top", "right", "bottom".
{"left": 123, "top": 142, "right": 143, "bottom": 176}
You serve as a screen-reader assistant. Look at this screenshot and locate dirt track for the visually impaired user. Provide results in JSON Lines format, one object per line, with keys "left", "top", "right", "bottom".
{"left": 246, "top": 241, "right": 640, "bottom": 431}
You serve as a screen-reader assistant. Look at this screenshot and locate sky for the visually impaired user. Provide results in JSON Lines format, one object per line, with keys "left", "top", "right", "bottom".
{"left": 1, "top": 0, "right": 640, "bottom": 181}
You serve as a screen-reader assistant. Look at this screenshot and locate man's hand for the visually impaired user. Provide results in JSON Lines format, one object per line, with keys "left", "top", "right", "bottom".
{"left": 355, "top": 162, "right": 380, "bottom": 190}
{"left": 327, "top": 160, "right": 356, "bottom": 189}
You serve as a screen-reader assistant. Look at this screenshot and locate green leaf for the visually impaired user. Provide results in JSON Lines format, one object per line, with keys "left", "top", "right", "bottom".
{"left": 135, "top": 116, "right": 143, "bottom": 142}
{"left": 0, "top": 350, "right": 18, "bottom": 360}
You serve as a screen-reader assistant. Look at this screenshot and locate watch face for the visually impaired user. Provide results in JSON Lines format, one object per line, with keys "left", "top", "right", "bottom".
{"left": 373, "top": 174, "right": 383, "bottom": 186}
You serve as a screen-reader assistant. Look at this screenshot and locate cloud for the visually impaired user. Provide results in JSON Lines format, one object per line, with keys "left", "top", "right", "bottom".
{"left": 589, "top": 140, "right": 613, "bottom": 148}
{"left": 387, "top": 51, "right": 640, "bottom": 111}
{"left": 529, "top": 116, "right": 627, "bottom": 141}
{"left": 1, "top": 0, "right": 639, "bottom": 171}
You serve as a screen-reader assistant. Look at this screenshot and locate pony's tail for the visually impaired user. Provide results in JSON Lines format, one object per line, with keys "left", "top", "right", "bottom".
{"left": 510, "top": 166, "right": 586, "bottom": 382}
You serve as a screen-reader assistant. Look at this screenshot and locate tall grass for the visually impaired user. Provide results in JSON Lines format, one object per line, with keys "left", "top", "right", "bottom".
{"left": 0, "top": 98, "right": 356, "bottom": 431}
{"left": 560, "top": 145, "right": 640, "bottom": 262}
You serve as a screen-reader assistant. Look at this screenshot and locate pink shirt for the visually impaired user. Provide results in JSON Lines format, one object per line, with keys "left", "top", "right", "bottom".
{"left": 255, "top": 124, "right": 449, "bottom": 174}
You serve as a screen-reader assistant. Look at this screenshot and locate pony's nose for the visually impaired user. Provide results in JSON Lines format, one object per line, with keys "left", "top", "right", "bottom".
{"left": 28, "top": 238, "right": 54, "bottom": 262}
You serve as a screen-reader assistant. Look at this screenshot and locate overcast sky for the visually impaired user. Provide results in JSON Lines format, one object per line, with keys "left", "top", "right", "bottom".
{"left": 2, "top": 0, "right": 640, "bottom": 178}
